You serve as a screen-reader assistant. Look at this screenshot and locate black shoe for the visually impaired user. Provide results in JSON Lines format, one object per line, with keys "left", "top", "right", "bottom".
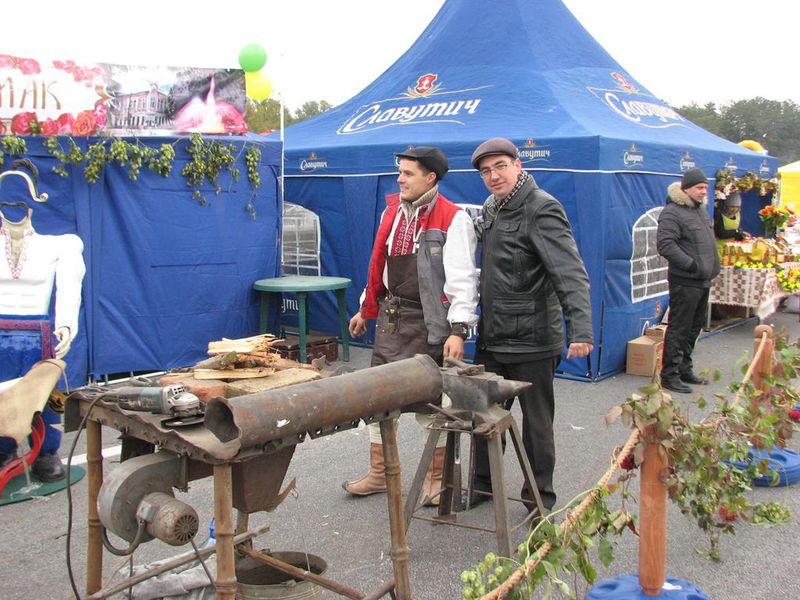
{"left": 661, "top": 378, "right": 692, "bottom": 394}
{"left": 32, "top": 453, "right": 66, "bottom": 483}
{"left": 680, "top": 371, "right": 708, "bottom": 385}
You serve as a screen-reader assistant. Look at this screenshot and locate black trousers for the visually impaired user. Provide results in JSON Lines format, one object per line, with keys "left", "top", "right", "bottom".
{"left": 472, "top": 352, "right": 560, "bottom": 510}
{"left": 661, "top": 283, "right": 709, "bottom": 380}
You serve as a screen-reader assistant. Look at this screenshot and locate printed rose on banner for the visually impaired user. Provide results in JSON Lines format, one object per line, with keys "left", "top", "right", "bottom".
{"left": 72, "top": 110, "right": 98, "bottom": 136}
{"left": 93, "top": 103, "right": 108, "bottom": 129}
{"left": 0, "top": 54, "right": 15, "bottom": 69}
{"left": 53, "top": 59, "right": 77, "bottom": 72}
{"left": 11, "top": 112, "right": 39, "bottom": 135}
{"left": 57, "top": 113, "right": 75, "bottom": 134}
{"left": 75, "top": 66, "right": 103, "bottom": 85}
{"left": 40, "top": 118, "right": 60, "bottom": 135}
{"left": 15, "top": 57, "right": 41, "bottom": 75}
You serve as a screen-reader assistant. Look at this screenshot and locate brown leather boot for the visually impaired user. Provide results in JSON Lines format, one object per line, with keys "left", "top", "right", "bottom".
{"left": 422, "top": 446, "right": 446, "bottom": 507}
{"left": 342, "top": 443, "right": 387, "bottom": 496}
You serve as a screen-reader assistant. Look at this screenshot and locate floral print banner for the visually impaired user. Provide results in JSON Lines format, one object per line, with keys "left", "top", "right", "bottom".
{"left": 0, "top": 55, "right": 247, "bottom": 136}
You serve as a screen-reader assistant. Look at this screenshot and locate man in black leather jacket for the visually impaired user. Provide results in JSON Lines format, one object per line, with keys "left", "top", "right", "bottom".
{"left": 656, "top": 168, "right": 721, "bottom": 394}
{"left": 470, "top": 138, "right": 593, "bottom": 514}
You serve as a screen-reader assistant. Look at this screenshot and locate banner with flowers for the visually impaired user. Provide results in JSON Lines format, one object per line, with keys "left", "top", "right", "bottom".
{"left": 0, "top": 55, "right": 247, "bottom": 136}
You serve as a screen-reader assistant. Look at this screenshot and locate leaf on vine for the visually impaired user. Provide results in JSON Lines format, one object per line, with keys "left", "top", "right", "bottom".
{"left": 645, "top": 394, "right": 661, "bottom": 416}
{"left": 598, "top": 537, "right": 614, "bottom": 567}
{"left": 639, "top": 383, "right": 661, "bottom": 395}
{"left": 605, "top": 405, "right": 623, "bottom": 425}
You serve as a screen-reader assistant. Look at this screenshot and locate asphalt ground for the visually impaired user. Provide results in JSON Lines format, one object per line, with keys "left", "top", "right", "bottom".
{"left": 1, "top": 308, "right": 799, "bottom": 599}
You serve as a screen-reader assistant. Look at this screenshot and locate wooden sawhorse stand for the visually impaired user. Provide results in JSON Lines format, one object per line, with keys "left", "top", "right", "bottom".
{"left": 404, "top": 404, "right": 545, "bottom": 557}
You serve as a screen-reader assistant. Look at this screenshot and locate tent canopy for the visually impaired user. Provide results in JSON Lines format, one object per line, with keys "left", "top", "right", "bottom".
{"left": 282, "top": 0, "right": 778, "bottom": 380}
{"left": 779, "top": 160, "right": 800, "bottom": 211}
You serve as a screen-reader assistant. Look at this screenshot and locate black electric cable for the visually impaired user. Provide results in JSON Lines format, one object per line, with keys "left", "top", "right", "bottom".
{"left": 189, "top": 537, "right": 215, "bottom": 587}
{"left": 101, "top": 520, "right": 147, "bottom": 556}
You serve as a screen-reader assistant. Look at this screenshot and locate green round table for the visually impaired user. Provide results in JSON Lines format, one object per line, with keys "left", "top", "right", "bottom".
{"left": 253, "top": 275, "right": 352, "bottom": 363}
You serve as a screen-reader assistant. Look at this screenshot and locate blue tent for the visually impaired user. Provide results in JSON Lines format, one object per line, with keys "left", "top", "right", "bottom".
{"left": 283, "top": 0, "right": 778, "bottom": 380}
{"left": 2, "top": 133, "right": 282, "bottom": 387}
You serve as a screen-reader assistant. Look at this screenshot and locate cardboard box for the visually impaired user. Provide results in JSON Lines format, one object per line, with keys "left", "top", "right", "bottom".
{"left": 645, "top": 324, "right": 667, "bottom": 340}
{"left": 626, "top": 336, "right": 664, "bottom": 377}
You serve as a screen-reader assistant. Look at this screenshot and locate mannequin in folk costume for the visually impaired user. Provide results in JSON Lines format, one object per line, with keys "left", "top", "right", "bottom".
{"left": 0, "top": 161, "right": 86, "bottom": 482}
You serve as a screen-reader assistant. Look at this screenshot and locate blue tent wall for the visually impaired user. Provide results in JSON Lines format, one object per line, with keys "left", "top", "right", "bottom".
{"left": 3, "top": 134, "right": 281, "bottom": 386}
{"left": 282, "top": 0, "right": 779, "bottom": 380}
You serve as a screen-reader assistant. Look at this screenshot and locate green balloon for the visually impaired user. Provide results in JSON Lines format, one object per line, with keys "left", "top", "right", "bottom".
{"left": 238, "top": 44, "right": 267, "bottom": 73}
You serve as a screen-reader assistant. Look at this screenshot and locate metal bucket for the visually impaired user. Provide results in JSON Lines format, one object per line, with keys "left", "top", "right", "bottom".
{"left": 235, "top": 551, "right": 327, "bottom": 600}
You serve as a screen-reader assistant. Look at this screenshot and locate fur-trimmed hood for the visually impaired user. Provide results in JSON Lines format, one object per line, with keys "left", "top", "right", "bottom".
{"left": 667, "top": 181, "right": 708, "bottom": 207}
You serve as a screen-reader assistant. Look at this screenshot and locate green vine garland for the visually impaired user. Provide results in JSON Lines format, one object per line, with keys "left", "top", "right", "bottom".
{"left": 0, "top": 133, "right": 263, "bottom": 219}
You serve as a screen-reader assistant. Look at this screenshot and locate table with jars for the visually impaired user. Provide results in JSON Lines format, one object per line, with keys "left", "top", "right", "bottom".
{"left": 711, "top": 238, "right": 800, "bottom": 319}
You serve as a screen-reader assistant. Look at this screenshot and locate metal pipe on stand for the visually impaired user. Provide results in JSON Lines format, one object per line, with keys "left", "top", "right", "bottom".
{"left": 204, "top": 355, "right": 443, "bottom": 448}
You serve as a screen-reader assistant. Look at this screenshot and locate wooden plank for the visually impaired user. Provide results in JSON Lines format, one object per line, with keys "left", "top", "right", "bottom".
{"left": 193, "top": 367, "right": 275, "bottom": 380}
{"left": 227, "top": 368, "right": 321, "bottom": 395}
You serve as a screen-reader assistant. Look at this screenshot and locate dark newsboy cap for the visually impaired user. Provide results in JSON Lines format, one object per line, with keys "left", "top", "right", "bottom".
{"left": 680, "top": 167, "right": 707, "bottom": 190}
{"left": 471, "top": 137, "right": 519, "bottom": 169}
{"left": 395, "top": 146, "right": 449, "bottom": 180}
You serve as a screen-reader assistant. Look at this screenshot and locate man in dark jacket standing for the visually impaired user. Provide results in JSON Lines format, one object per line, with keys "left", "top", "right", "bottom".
{"left": 470, "top": 138, "right": 593, "bottom": 513}
{"left": 656, "top": 168, "right": 721, "bottom": 394}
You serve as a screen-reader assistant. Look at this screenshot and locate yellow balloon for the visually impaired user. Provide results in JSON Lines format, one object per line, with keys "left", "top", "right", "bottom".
{"left": 738, "top": 139, "right": 766, "bottom": 154}
{"left": 245, "top": 70, "right": 272, "bottom": 101}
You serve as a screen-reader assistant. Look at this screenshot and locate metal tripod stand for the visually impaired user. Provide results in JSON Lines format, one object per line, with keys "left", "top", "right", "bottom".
{"left": 404, "top": 359, "right": 546, "bottom": 557}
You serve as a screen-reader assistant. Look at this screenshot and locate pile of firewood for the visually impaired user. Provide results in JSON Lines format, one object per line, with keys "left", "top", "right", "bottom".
{"left": 193, "top": 334, "right": 325, "bottom": 380}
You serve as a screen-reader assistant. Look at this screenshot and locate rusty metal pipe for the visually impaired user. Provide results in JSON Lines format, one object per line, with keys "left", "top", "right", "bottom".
{"left": 204, "top": 355, "right": 442, "bottom": 449}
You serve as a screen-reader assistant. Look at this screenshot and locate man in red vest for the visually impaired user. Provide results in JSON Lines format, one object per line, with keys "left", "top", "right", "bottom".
{"left": 344, "top": 146, "right": 479, "bottom": 505}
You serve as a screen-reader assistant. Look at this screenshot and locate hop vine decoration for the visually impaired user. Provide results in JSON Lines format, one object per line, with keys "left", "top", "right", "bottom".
{"left": 0, "top": 135, "right": 28, "bottom": 166}
{"left": 182, "top": 132, "right": 240, "bottom": 205}
{"left": 244, "top": 145, "right": 262, "bottom": 219}
{"left": 42, "top": 136, "right": 176, "bottom": 183}
{"left": 2, "top": 133, "right": 263, "bottom": 217}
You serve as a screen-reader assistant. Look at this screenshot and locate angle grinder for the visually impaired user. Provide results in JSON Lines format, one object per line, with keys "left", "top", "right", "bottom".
{"left": 95, "top": 381, "right": 205, "bottom": 427}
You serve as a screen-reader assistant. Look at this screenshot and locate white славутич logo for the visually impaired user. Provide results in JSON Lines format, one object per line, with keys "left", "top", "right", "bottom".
{"left": 589, "top": 73, "right": 687, "bottom": 129}
{"left": 300, "top": 151, "right": 328, "bottom": 172}
{"left": 337, "top": 74, "right": 486, "bottom": 135}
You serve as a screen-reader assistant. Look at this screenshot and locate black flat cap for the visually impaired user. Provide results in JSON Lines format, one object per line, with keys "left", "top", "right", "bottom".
{"left": 395, "top": 146, "right": 449, "bottom": 180}
{"left": 471, "top": 137, "right": 518, "bottom": 169}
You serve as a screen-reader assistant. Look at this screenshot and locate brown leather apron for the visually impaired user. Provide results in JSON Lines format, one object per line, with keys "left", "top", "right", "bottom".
{"left": 371, "top": 253, "right": 443, "bottom": 412}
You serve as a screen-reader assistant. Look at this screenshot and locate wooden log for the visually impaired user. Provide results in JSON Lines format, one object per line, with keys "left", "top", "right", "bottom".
{"left": 751, "top": 324, "right": 774, "bottom": 397}
{"left": 638, "top": 427, "right": 668, "bottom": 596}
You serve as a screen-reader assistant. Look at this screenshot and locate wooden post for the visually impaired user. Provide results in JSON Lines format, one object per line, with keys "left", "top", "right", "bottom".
{"left": 214, "top": 464, "right": 237, "bottom": 599}
{"left": 751, "top": 324, "right": 774, "bottom": 395}
{"left": 86, "top": 419, "right": 103, "bottom": 595}
{"left": 638, "top": 428, "right": 668, "bottom": 596}
{"left": 380, "top": 418, "right": 411, "bottom": 600}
